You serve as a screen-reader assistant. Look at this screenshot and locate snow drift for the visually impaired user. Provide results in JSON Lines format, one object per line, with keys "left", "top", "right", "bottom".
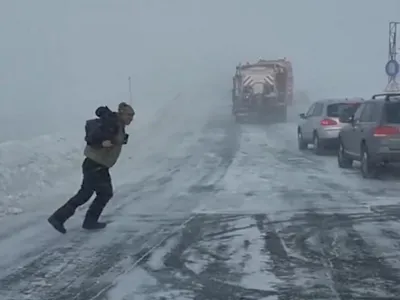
{"left": 0, "top": 88, "right": 220, "bottom": 219}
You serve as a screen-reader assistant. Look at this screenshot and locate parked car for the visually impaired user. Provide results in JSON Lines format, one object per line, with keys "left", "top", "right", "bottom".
{"left": 337, "top": 93, "right": 400, "bottom": 178}
{"left": 297, "top": 98, "right": 363, "bottom": 154}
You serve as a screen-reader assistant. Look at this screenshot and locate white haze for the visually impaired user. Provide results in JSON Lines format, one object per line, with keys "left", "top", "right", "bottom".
{"left": 0, "top": 0, "right": 399, "bottom": 141}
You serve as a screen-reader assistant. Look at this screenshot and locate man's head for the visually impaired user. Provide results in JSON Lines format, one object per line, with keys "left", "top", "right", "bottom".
{"left": 117, "top": 102, "right": 135, "bottom": 125}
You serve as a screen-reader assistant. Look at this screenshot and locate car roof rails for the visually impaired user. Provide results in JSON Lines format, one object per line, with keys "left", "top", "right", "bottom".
{"left": 346, "top": 97, "right": 364, "bottom": 101}
{"left": 371, "top": 93, "right": 400, "bottom": 101}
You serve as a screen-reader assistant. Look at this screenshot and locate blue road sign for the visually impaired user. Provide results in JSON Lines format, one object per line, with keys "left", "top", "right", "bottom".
{"left": 386, "top": 59, "right": 399, "bottom": 77}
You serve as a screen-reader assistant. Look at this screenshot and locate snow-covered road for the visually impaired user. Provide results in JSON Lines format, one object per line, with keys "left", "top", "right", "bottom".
{"left": 1, "top": 95, "right": 400, "bottom": 300}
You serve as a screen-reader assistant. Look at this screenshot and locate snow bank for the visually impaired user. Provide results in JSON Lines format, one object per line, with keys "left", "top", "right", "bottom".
{"left": 0, "top": 94, "right": 163, "bottom": 218}
{"left": 0, "top": 88, "right": 219, "bottom": 219}
{"left": 0, "top": 133, "right": 84, "bottom": 217}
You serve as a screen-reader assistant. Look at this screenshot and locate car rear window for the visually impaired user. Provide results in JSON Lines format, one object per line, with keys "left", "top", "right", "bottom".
{"left": 327, "top": 103, "right": 361, "bottom": 117}
{"left": 384, "top": 102, "right": 400, "bottom": 124}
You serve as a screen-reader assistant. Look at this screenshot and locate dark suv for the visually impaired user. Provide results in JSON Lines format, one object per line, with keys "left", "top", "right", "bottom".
{"left": 337, "top": 93, "right": 400, "bottom": 178}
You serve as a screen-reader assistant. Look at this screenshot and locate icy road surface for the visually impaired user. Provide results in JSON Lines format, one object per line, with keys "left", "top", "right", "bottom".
{"left": 1, "top": 99, "right": 400, "bottom": 299}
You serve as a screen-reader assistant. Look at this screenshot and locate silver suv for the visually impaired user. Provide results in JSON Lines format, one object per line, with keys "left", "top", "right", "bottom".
{"left": 297, "top": 98, "right": 363, "bottom": 154}
{"left": 337, "top": 93, "right": 400, "bottom": 178}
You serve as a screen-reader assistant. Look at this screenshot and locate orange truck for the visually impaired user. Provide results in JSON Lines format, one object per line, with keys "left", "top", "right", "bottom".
{"left": 232, "top": 58, "right": 294, "bottom": 123}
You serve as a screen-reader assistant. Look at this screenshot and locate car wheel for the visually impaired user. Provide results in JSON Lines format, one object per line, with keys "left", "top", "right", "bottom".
{"left": 313, "top": 133, "right": 323, "bottom": 155}
{"left": 337, "top": 140, "right": 353, "bottom": 168}
{"left": 297, "top": 130, "right": 307, "bottom": 150}
{"left": 360, "top": 145, "right": 377, "bottom": 178}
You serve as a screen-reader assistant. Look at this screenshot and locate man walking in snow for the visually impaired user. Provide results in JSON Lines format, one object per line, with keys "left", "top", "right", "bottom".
{"left": 48, "top": 102, "right": 135, "bottom": 233}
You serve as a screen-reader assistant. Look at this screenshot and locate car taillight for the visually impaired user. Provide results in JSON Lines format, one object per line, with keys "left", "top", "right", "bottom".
{"left": 373, "top": 126, "right": 399, "bottom": 137}
{"left": 320, "top": 119, "right": 337, "bottom": 126}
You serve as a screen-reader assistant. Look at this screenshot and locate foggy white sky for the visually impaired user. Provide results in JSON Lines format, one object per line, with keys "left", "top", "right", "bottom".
{"left": 0, "top": 0, "right": 399, "bottom": 140}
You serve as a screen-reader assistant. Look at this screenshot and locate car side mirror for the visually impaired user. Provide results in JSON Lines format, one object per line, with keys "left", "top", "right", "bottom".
{"left": 299, "top": 113, "right": 306, "bottom": 119}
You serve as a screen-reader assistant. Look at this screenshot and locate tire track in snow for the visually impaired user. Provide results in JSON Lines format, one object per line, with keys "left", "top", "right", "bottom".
{"left": 126, "top": 210, "right": 400, "bottom": 299}
{"left": 130, "top": 214, "right": 279, "bottom": 300}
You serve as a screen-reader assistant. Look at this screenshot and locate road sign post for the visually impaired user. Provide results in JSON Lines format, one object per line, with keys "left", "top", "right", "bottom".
{"left": 385, "top": 22, "right": 400, "bottom": 92}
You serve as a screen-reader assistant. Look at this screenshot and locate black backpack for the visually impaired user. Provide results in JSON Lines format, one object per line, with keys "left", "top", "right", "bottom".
{"left": 85, "top": 118, "right": 104, "bottom": 147}
{"left": 84, "top": 106, "right": 123, "bottom": 147}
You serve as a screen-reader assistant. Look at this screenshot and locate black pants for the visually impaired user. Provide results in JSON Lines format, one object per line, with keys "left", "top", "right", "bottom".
{"left": 52, "top": 157, "right": 113, "bottom": 224}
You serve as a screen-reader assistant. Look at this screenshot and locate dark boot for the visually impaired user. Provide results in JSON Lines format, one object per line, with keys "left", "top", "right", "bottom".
{"left": 82, "top": 209, "right": 108, "bottom": 230}
{"left": 82, "top": 195, "right": 111, "bottom": 230}
{"left": 82, "top": 220, "right": 108, "bottom": 230}
{"left": 47, "top": 204, "right": 75, "bottom": 234}
{"left": 82, "top": 199, "right": 108, "bottom": 230}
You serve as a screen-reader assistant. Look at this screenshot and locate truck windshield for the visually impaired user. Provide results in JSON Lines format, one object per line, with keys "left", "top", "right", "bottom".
{"left": 327, "top": 103, "right": 361, "bottom": 118}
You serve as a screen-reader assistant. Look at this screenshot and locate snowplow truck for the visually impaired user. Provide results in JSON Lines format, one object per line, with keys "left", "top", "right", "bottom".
{"left": 232, "top": 58, "right": 293, "bottom": 123}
